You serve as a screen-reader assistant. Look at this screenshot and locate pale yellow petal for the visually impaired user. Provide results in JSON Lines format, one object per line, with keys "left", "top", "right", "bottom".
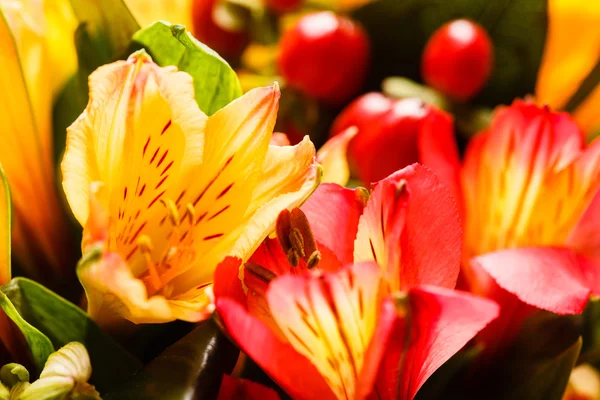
{"left": 0, "top": 5, "right": 70, "bottom": 277}
{"left": 536, "top": 0, "right": 600, "bottom": 109}
{"left": 125, "top": 0, "right": 193, "bottom": 28}
{"left": 40, "top": 342, "right": 91, "bottom": 381}
{"left": 317, "top": 127, "right": 357, "bottom": 186}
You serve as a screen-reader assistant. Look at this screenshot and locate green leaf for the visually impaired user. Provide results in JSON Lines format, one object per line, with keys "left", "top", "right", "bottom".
{"left": 0, "top": 278, "right": 140, "bottom": 392}
{"left": 0, "top": 164, "right": 10, "bottom": 285}
{"left": 104, "top": 319, "right": 239, "bottom": 399}
{"left": 352, "top": 0, "right": 548, "bottom": 107}
{"left": 131, "top": 21, "right": 243, "bottom": 116}
{"left": 464, "top": 312, "right": 582, "bottom": 400}
{"left": 0, "top": 291, "right": 53, "bottom": 372}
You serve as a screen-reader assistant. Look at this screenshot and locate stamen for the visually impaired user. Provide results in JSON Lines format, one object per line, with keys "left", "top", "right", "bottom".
{"left": 289, "top": 227, "right": 306, "bottom": 257}
{"left": 185, "top": 203, "right": 195, "bottom": 225}
{"left": 138, "top": 235, "right": 162, "bottom": 291}
{"left": 160, "top": 199, "right": 180, "bottom": 226}
{"left": 306, "top": 250, "right": 321, "bottom": 269}
{"left": 287, "top": 248, "right": 300, "bottom": 267}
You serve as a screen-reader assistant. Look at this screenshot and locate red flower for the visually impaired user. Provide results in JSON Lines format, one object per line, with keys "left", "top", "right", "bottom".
{"left": 214, "top": 164, "right": 498, "bottom": 399}
{"left": 427, "top": 99, "right": 600, "bottom": 353}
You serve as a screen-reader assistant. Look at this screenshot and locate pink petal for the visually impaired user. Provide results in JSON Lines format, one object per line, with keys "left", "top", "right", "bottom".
{"left": 301, "top": 183, "right": 368, "bottom": 265}
{"left": 473, "top": 247, "right": 592, "bottom": 315}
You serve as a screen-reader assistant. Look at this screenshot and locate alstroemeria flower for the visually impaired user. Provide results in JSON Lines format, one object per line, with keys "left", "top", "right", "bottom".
{"left": 216, "top": 164, "right": 499, "bottom": 400}
{"left": 445, "top": 100, "right": 600, "bottom": 355}
{"left": 0, "top": 0, "right": 76, "bottom": 283}
{"left": 61, "top": 51, "right": 320, "bottom": 325}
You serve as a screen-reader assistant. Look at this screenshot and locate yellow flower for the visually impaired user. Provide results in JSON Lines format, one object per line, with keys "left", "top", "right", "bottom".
{"left": 536, "top": 0, "right": 600, "bottom": 134}
{"left": 61, "top": 51, "right": 321, "bottom": 326}
{"left": 0, "top": 1, "right": 75, "bottom": 282}
{"left": 125, "top": 0, "right": 193, "bottom": 29}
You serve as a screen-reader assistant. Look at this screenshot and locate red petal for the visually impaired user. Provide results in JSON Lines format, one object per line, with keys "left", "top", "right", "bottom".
{"left": 301, "top": 183, "right": 368, "bottom": 266}
{"left": 217, "top": 374, "right": 281, "bottom": 400}
{"left": 215, "top": 298, "right": 335, "bottom": 400}
{"left": 213, "top": 256, "right": 245, "bottom": 305}
{"left": 417, "top": 107, "right": 462, "bottom": 210}
{"left": 388, "top": 164, "right": 462, "bottom": 289}
{"left": 473, "top": 247, "right": 592, "bottom": 315}
{"left": 377, "top": 286, "right": 499, "bottom": 400}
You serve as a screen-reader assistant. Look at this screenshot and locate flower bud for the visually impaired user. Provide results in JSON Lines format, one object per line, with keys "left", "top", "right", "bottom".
{"left": 421, "top": 19, "right": 493, "bottom": 101}
{"left": 278, "top": 11, "right": 370, "bottom": 105}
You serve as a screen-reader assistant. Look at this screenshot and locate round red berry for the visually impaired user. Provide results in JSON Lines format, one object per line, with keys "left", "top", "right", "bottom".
{"left": 421, "top": 19, "right": 493, "bottom": 101}
{"left": 192, "top": 0, "right": 249, "bottom": 60}
{"left": 331, "top": 93, "right": 433, "bottom": 184}
{"left": 278, "top": 12, "right": 370, "bottom": 105}
{"left": 265, "top": 0, "right": 303, "bottom": 14}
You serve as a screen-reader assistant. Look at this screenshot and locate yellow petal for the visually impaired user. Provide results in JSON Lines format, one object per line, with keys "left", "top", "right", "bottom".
{"left": 171, "top": 135, "right": 321, "bottom": 292}
{"left": 0, "top": 5, "right": 71, "bottom": 278}
{"left": 124, "top": 0, "right": 193, "bottom": 28}
{"left": 267, "top": 262, "right": 383, "bottom": 400}
{"left": 0, "top": 164, "right": 10, "bottom": 285}
{"left": 39, "top": 342, "right": 91, "bottom": 381}
{"left": 536, "top": 0, "right": 600, "bottom": 110}
{"left": 573, "top": 85, "right": 600, "bottom": 134}
{"left": 317, "top": 127, "right": 357, "bottom": 186}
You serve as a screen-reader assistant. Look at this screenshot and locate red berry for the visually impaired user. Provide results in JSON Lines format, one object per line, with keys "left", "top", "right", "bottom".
{"left": 278, "top": 12, "right": 370, "bottom": 105}
{"left": 265, "top": 0, "right": 303, "bottom": 14}
{"left": 331, "top": 93, "right": 440, "bottom": 184}
{"left": 192, "top": 0, "right": 249, "bottom": 60}
{"left": 421, "top": 19, "right": 493, "bottom": 101}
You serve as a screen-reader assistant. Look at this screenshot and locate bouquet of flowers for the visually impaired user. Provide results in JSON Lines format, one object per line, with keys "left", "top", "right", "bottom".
{"left": 0, "top": 0, "right": 599, "bottom": 398}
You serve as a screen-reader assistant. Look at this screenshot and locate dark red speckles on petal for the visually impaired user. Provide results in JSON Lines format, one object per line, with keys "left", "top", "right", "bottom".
{"left": 161, "top": 120, "right": 172, "bottom": 135}
{"left": 217, "top": 183, "right": 234, "bottom": 199}
{"left": 204, "top": 233, "right": 224, "bottom": 241}
{"left": 150, "top": 147, "right": 160, "bottom": 164}
{"left": 138, "top": 184, "right": 146, "bottom": 197}
{"left": 157, "top": 149, "right": 169, "bottom": 168}
{"left": 208, "top": 205, "right": 230, "bottom": 221}
{"left": 155, "top": 175, "right": 168, "bottom": 190}
{"left": 148, "top": 190, "right": 167, "bottom": 209}
{"left": 161, "top": 161, "right": 174, "bottom": 177}
{"left": 143, "top": 136, "right": 151, "bottom": 157}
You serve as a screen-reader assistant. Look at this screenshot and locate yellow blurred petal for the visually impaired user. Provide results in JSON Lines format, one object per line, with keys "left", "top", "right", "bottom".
{"left": 125, "top": 0, "right": 193, "bottom": 28}
{"left": 316, "top": 126, "right": 357, "bottom": 186}
{"left": 0, "top": 164, "right": 10, "bottom": 285}
{"left": 564, "top": 364, "right": 600, "bottom": 400}
{"left": 536, "top": 0, "right": 600, "bottom": 109}
{"left": 0, "top": 5, "right": 71, "bottom": 278}
{"left": 43, "top": 0, "right": 77, "bottom": 95}
{"left": 573, "top": 84, "right": 600, "bottom": 134}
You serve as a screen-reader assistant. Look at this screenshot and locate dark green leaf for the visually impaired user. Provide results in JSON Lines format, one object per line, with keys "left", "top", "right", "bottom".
{"left": 0, "top": 278, "right": 140, "bottom": 392}
{"left": 460, "top": 312, "right": 582, "bottom": 400}
{"left": 131, "top": 21, "right": 243, "bottom": 116}
{"left": 0, "top": 291, "right": 53, "bottom": 373}
{"left": 352, "top": 0, "right": 548, "bottom": 107}
{"left": 104, "top": 319, "right": 239, "bottom": 400}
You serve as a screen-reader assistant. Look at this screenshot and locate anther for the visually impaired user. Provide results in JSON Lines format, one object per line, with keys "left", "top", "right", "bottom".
{"left": 289, "top": 227, "right": 305, "bottom": 258}
{"left": 160, "top": 198, "right": 180, "bottom": 226}
{"left": 185, "top": 203, "right": 195, "bottom": 225}
{"left": 306, "top": 250, "right": 321, "bottom": 269}
{"left": 286, "top": 249, "right": 300, "bottom": 267}
{"left": 137, "top": 235, "right": 162, "bottom": 291}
